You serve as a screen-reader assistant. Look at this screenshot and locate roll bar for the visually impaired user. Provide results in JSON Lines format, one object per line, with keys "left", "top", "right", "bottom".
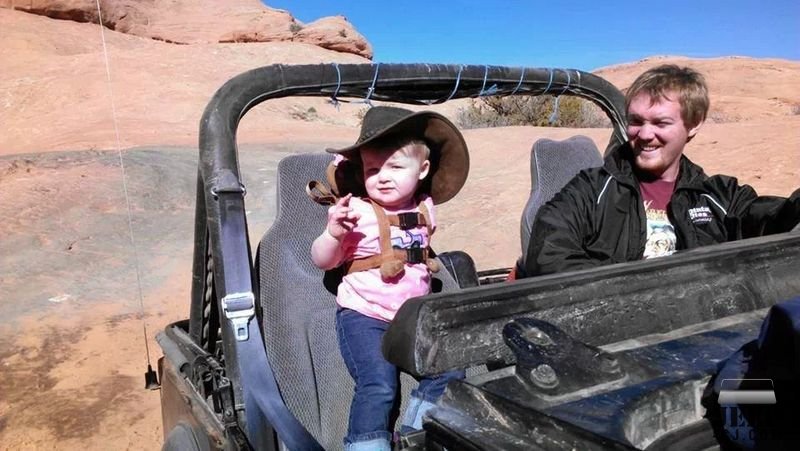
{"left": 187, "top": 63, "right": 628, "bottom": 438}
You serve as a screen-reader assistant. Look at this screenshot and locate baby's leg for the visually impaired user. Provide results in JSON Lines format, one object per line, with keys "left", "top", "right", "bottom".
{"left": 400, "top": 369, "right": 466, "bottom": 434}
{"left": 336, "top": 308, "right": 398, "bottom": 451}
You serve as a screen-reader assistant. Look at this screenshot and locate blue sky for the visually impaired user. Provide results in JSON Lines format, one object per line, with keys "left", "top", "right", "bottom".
{"left": 266, "top": 0, "right": 799, "bottom": 71}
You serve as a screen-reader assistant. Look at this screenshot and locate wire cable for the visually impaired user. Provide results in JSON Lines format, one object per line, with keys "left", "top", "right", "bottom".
{"left": 94, "top": 0, "right": 154, "bottom": 370}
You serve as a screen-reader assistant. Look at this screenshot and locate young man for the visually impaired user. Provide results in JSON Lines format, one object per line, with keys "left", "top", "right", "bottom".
{"left": 519, "top": 64, "right": 800, "bottom": 278}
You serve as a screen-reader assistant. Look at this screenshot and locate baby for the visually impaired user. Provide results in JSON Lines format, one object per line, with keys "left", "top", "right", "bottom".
{"left": 310, "top": 106, "right": 469, "bottom": 451}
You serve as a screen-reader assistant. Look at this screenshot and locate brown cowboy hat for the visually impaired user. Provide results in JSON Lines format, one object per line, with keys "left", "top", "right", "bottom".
{"left": 326, "top": 106, "right": 469, "bottom": 204}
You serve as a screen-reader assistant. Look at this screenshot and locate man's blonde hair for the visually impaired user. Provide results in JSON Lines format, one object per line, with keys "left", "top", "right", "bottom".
{"left": 625, "top": 64, "right": 710, "bottom": 127}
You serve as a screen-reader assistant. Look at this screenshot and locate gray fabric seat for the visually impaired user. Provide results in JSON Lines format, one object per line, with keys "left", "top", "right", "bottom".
{"left": 519, "top": 135, "right": 603, "bottom": 268}
{"left": 257, "top": 152, "right": 464, "bottom": 450}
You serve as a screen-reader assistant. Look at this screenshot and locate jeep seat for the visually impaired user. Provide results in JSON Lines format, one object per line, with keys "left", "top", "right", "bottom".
{"left": 256, "top": 152, "right": 469, "bottom": 450}
{"left": 517, "top": 135, "right": 603, "bottom": 271}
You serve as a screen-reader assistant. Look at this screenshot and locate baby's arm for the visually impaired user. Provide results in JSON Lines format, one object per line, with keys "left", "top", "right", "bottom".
{"left": 311, "top": 193, "right": 361, "bottom": 270}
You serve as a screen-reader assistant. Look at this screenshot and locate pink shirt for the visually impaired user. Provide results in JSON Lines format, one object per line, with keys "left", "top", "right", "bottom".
{"left": 333, "top": 195, "right": 436, "bottom": 322}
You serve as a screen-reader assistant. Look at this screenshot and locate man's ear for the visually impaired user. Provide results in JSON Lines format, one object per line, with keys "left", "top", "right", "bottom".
{"left": 419, "top": 159, "right": 431, "bottom": 180}
{"left": 686, "top": 121, "right": 703, "bottom": 142}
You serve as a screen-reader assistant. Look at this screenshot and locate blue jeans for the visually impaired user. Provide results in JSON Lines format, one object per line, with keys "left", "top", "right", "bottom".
{"left": 336, "top": 308, "right": 464, "bottom": 450}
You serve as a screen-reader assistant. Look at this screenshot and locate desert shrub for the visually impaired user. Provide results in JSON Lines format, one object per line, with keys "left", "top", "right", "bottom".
{"left": 289, "top": 23, "right": 303, "bottom": 33}
{"left": 791, "top": 104, "right": 800, "bottom": 115}
{"left": 338, "top": 29, "right": 347, "bottom": 38}
{"left": 290, "top": 106, "right": 318, "bottom": 121}
{"left": 580, "top": 101, "right": 612, "bottom": 128}
{"left": 456, "top": 95, "right": 610, "bottom": 129}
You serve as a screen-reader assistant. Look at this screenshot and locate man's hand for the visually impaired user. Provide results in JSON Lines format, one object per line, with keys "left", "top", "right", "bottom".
{"left": 327, "top": 193, "right": 361, "bottom": 240}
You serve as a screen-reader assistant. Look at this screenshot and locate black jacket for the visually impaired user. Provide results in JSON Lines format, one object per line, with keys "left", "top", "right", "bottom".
{"left": 521, "top": 145, "right": 800, "bottom": 277}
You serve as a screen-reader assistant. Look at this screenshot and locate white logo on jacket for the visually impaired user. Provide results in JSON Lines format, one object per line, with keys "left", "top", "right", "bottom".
{"left": 689, "top": 206, "right": 713, "bottom": 224}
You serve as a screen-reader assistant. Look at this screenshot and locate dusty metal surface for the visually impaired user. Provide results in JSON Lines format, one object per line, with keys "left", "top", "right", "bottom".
{"left": 425, "top": 318, "right": 760, "bottom": 449}
{"left": 386, "top": 233, "right": 800, "bottom": 376}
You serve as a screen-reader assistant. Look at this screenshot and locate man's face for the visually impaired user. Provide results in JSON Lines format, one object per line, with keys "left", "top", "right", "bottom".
{"left": 361, "top": 145, "right": 430, "bottom": 209}
{"left": 626, "top": 91, "right": 701, "bottom": 181}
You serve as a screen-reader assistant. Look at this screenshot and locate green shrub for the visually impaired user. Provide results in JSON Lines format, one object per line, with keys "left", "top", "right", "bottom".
{"left": 456, "top": 95, "right": 610, "bottom": 129}
{"left": 289, "top": 23, "right": 303, "bottom": 33}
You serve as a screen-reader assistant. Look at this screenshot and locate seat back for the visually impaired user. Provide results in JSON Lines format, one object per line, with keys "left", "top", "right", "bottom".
{"left": 519, "top": 135, "right": 603, "bottom": 263}
{"left": 257, "top": 152, "right": 461, "bottom": 450}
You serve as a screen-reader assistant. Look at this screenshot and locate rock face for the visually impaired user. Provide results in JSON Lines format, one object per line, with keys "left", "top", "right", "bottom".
{"left": 294, "top": 16, "right": 372, "bottom": 60}
{"left": 0, "top": 0, "right": 373, "bottom": 58}
{"left": 0, "top": 6, "right": 372, "bottom": 155}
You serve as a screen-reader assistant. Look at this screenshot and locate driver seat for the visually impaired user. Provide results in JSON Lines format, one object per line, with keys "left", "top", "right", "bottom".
{"left": 517, "top": 135, "right": 603, "bottom": 272}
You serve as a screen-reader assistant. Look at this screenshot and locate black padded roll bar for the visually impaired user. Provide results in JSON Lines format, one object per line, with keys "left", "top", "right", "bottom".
{"left": 187, "top": 63, "right": 628, "bottom": 441}
{"left": 190, "top": 63, "right": 627, "bottom": 349}
{"left": 198, "top": 64, "right": 625, "bottom": 191}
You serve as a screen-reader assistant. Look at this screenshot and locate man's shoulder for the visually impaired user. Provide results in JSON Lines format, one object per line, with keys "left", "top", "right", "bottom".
{"left": 704, "top": 173, "right": 739, "bottom": 183}
{"left": 544, "top": 166, "right": 616, "bottom": 208}
{"left": 679, "top": 156, "right": 742, "bottom": 189}
{"left": 563, "top": 166, "right": 614, "bottom": 191}
{"left": 700, "top": 173, "right": 746, "bottom": 193}
{"left": 683, "top": 173, "right": 757, "bottom": 209}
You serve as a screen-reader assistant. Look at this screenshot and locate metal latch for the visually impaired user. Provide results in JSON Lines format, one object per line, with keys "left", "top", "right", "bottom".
{"left": 397, "top": 212, "right": 421, "bottom": 229}
{"left": 222, "top": 292, "right": 255, "bottom": 341}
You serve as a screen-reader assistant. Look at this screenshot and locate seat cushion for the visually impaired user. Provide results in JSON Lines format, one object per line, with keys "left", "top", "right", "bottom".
{"left": 519, "top": 135, "right": 603, "bottom": 261}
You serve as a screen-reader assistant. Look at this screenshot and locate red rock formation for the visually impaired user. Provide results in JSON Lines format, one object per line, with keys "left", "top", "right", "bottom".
{"left": 296, "top": 16, "right": 373, "bottom": 60}
{"left": 0, "top": 0, "right": 373, "bottom": 58}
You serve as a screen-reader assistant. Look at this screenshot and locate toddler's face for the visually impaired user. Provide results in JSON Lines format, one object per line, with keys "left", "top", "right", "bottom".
{"left": 361, "top": 145, "right": 430, "bottom": 209}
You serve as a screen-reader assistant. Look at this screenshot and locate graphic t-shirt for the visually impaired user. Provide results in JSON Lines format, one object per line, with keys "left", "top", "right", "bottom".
{"left": 640, "top": 179, "right": 677, "bottom": 259}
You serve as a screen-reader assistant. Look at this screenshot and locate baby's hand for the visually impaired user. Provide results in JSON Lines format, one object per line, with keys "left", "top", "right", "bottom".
{"left": 327, "top": 193, "right": 361, "bottom": 240}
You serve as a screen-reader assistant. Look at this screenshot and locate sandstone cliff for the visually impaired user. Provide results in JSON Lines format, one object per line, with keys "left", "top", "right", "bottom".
{"left": 0, "top": 0, "right": 373, "bottom": 58}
